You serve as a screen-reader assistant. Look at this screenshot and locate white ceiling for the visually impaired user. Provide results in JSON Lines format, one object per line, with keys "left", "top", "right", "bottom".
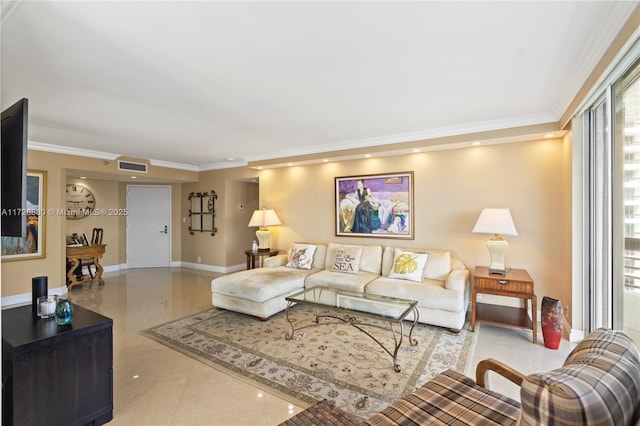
{"left": 1, "top": 1, "right": 638, "bottom": 170}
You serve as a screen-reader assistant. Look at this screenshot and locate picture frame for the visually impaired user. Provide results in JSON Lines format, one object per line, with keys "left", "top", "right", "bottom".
{"left": 1, "top": 170, "right": 47, "bottom": 260}
{"left": 335, "top": 171, "right": 414, "bottom": 239}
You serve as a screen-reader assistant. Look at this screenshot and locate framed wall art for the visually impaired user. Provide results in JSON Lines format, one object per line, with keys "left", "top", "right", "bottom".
{"left": 335, "top": 171, "right": 414, "bottom": 239}
{"left": 1, "top": 170, "right": 47, "bottom": 260}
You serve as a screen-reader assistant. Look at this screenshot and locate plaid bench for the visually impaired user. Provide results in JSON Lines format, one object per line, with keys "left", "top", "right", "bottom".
{"left": 365, "top": 369, "right": 520, "bottom": 425}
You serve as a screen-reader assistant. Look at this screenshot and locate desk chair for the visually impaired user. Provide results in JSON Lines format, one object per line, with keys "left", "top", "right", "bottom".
{"left": 81, "top": 228, "right": 104, "bottom": 278}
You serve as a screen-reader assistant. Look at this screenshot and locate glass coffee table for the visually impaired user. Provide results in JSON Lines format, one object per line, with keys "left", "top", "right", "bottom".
{"left": 285, "top": 286, "right": 419, "bottom": 372}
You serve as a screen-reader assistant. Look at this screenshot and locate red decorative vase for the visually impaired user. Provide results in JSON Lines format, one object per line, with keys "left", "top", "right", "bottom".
{"left": 541, "top": 296, "right": 563, "bottom": 349}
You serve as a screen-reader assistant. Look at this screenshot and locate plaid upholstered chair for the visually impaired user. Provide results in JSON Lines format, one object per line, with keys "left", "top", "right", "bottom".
{"left": 366, "top": 328, "right": 640, "bottom": 426}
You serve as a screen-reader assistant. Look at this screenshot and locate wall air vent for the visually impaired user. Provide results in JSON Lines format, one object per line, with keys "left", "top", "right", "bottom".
{"left": 118, "top": 160, "right": 148, "bottom": 173}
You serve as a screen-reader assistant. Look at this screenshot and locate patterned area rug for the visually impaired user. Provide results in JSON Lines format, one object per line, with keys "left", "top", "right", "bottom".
{"left": 141, "top": 305, "right": 476, "bottom": 420}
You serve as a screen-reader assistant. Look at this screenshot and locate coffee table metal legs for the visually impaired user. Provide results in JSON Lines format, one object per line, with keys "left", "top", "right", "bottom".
{"left": 285, "top": 302, "right": 419, "bottom": 372}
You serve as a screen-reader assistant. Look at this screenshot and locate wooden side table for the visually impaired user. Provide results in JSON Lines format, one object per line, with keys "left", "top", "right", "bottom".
{"left": 471, "top": 266, "right": 537, "bottom": 343}
{"left": 245, "top": 249, "right": 279, "bottom": 269}
{"left": 66, "top": 244, "right": 106, "bottom": 290}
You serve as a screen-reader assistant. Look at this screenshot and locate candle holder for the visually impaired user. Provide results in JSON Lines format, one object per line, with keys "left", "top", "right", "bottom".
{"left": 37, "top": 295, "right": 57, "bottom": 319}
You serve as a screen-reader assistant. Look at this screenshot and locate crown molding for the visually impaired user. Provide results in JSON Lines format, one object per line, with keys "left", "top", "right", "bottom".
{"left": 28, "top": 140, "right": 120, "bottom": 160}
{"left": 28, "top": 112, "right": 557, "bottom": 171}
{"left": 1, "top": 0, "right": 22, "bottom": 24}
{"left": 198, "top": 160, "right": 249, "bottom": 171}
{"left": 148, "top": 158, "right": 200, "bottom": 172}
{"left": 243, "top": 112, "right": 556, "bottom": 163}
{"left": 551, "top": 1, "right": 640, "bottom": 119}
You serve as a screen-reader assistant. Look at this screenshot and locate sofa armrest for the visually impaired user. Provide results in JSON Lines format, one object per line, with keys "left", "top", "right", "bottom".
{"left": 476, "top": 358, "right": 525, "bottom": 389}
{"left": 263, "top": 254, "right": 288, "bottom": 267}
{"left": 444, "top": 268, "right": 469, "bottom": 293}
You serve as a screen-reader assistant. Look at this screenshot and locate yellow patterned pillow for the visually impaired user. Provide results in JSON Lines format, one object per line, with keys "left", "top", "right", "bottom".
{"left": 387, "top": 249, "right": 429, "bottom": 282}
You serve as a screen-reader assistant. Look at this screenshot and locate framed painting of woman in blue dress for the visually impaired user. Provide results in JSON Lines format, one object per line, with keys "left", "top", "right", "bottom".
{"left": 335, "top": 171, "right": 413, "bottom": 239}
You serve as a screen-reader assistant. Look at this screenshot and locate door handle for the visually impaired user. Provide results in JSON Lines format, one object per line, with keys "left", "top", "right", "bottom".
{"left": 159, "top": 225, "right": 167, "bottom": 234}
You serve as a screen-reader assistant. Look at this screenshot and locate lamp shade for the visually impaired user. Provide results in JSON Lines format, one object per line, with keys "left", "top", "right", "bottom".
{"left": 248, "top": 209, "right": 281, "bottom": 228}
{"left": 248, "top": 208, "right": 281, "bottom": 250}
{"left": 473, "top": 208, "right": 517, "bottom": 274}
{"left": 472, "top": 208, "right": 518, "bottom": 237}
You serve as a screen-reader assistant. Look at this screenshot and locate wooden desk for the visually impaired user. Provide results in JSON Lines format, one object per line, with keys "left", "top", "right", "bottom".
{"left": 2, "top": 304, "right": 113, "bottom": 426}
{"left": 66, "top": 244, "right": 106, "bottom": 290}
{"left": 471, "top": 266, "right": 537, "bottom": 343}
{"left": 245, "top": 249, "right": 279, "bottom": 269}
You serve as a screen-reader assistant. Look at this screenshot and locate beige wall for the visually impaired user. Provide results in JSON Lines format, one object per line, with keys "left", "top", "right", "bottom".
{"left": 185, "top": 138, "right": 571, "bottom": 317}
{"left": 66, "top": 178, "right": 124, "bottom": 267}
{"left": 3, "top": 138, "right": 571, "bottom": 321}
{"left": 182, "top": 169, "right": 259, "bottom": 268}
{"left": 1, "top": 150, "right": 195, "bottom": 298}
{"left": 258, "top": 138, "right": 571, "bottom": 316}
{"left": 1, "top": 152, "right": 65, "bottom": 295}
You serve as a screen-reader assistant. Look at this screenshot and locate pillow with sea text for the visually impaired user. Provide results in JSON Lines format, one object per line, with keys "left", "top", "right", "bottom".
{"left": 331, "top": 246, "right": 363, "bottom": 274}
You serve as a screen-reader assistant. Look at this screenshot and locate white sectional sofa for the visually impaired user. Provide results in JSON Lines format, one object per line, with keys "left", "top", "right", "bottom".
{"left": 211, "top": 242, "right": 470, "bottom": 330}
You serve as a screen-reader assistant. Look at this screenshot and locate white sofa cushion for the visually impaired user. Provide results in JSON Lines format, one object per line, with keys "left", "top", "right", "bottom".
{"left": 305, "top": 270, "right": 381, "bottom": 293}
{"left": 424, "top": 249, "right": 452, "bottom": 281}
{"left": 366, "top": 277, "right": 466, "bottom": 312}
{"left": 212, "top": 267, "right": 313, "bottom": 303}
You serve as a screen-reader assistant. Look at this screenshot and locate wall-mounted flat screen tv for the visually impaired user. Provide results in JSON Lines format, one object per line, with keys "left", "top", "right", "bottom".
{"left": 1, "top": 98, "right": 28, "bottom": 237}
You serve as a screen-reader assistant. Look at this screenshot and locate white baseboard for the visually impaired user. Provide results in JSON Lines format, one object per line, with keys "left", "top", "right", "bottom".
{"left": 178, "top": 261, "right": 244, "bottom": 274}
{"left": 103, "top": 263, "right": 127, "bottom": 273}
{"left": 569, "top": 329, "right": 585, "bottom": 342}
{"left": 1, "top": 285, "right": 69, "bottom": 309}
{"left": 1, "top": 262, "right": 244, "bottom": 308}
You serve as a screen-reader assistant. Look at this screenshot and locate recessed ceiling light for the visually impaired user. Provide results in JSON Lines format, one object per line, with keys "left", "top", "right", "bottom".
{"left": 364, "top": 154, "right": 371, "bottom": 158}
{"left": 287, "top": 163, "right": 293, "bottom": 166}
{"left": 256, "top": 166, "right": 263, "bottom": 170}
{"left": 80, "top": 176, "right": 87, "bottom": 179}
{"left": 130, "top": 176, "right": 137, "bottom": 179}
{"left": 323, "top": 159, "right": 329, "bottom": 162}
{"left": 544, "top": 133, "right": 555, "bottom": 138}
{"left": 412, "top": 149, "right": 421, "bottom": 153}
{"left": 472, "top": 142, "right": 481, "bottom": 146}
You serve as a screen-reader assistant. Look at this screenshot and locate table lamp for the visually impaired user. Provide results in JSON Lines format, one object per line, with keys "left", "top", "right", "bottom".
{"left": 248, "top": 208, "right": 281, "bottom": 250}
{"left": 472, "top": 208, "right": 518, "bottom": 274}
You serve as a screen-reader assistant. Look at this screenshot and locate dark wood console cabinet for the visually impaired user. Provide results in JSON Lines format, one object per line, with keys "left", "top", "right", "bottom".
{"left": 2, "top": 304, "right": 113, "bottom": 426}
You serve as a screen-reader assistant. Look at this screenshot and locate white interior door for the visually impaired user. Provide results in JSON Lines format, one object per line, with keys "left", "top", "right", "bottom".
{"left": 127, "top": 185, "right": 171, "bottom": 268}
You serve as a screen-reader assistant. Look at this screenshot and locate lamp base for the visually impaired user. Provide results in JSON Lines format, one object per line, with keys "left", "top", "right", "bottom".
{"left": 487, "top": 238, "right": 508, "bottom": 275}
{"left": 255, "top": 228, "right": 272, "bottom": 250}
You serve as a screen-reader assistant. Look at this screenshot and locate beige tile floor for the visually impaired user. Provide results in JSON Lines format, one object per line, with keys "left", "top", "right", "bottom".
{"left": 68, "top": 267, "right": 573, "bottom": 425}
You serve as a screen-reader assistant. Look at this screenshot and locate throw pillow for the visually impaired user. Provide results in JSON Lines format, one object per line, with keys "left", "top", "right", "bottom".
{"left": 387, "top": 249, "right": 429, "bottom": 282}
{"left": 331, "top": 246, "right": 363, "bottom": 274}
{"left": 286, "top": 243, "right": 317, "bottom": 269}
